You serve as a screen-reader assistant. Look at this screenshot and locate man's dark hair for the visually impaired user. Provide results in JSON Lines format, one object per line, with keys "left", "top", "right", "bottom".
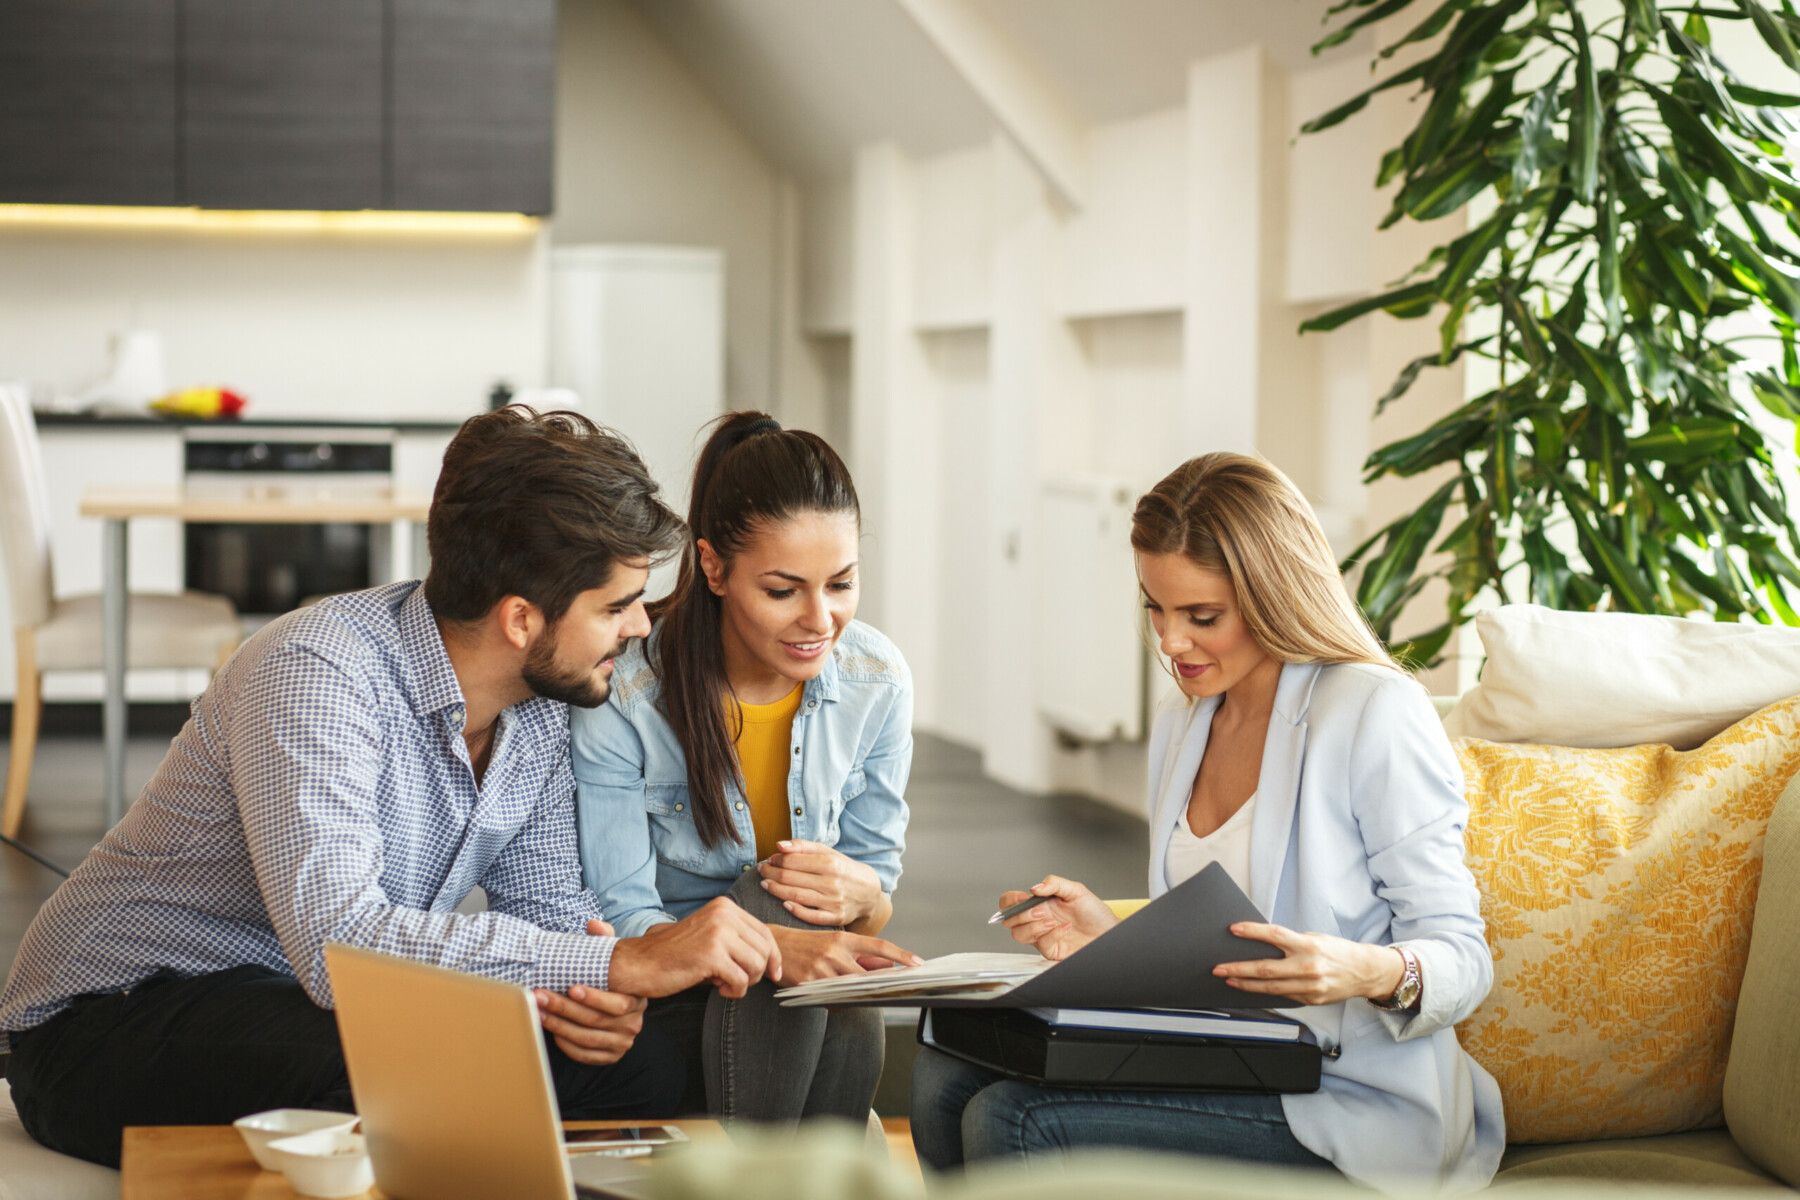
{"left": 424, "top": 407, "right": 684, "bottom": 624}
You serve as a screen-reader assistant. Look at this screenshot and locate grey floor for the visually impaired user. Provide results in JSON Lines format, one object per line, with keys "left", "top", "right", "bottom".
{"left": 0, "top": 726, "right": 1150, "bottom": 979}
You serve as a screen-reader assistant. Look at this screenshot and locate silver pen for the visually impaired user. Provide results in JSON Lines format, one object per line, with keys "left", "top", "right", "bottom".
{"left": 987, "top": 893, "right": 1054, "bottom": 924}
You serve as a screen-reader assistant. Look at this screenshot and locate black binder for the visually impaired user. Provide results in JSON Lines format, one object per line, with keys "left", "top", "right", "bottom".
{"left": 919, "top": 1007, "right": 1322, "bottom": 1093}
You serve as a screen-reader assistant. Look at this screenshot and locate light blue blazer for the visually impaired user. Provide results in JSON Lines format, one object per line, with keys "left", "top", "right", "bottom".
{"left": 1146, "top": 661, "right": 1503, "bottom": 1193}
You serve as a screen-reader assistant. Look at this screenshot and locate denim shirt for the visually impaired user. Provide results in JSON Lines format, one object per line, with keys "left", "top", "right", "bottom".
{"left": 571, "top": 620, "right": 912, "bottom": 938}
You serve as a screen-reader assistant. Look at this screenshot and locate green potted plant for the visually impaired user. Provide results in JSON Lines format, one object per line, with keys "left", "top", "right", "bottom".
{"left": 1304, "top": 0, "right": 1800, "bottom": 664}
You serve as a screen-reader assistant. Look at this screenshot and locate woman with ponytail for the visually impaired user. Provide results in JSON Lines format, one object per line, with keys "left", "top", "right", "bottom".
{"left": 570, "top": 412, "right": 918, "bottom": 1124}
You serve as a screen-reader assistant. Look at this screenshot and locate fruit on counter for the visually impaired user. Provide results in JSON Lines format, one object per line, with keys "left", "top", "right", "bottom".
{"left": 149, "top": 386, "right": 248, "bottom": 418}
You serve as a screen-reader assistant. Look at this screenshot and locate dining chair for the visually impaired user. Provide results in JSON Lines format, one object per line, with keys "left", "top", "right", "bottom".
{"left": 0, "top": 386, "right": 243, "bottom": 837}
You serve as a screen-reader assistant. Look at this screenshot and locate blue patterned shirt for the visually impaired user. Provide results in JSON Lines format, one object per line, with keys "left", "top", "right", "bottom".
{"left": 0, "top": 582, "right": 616, "bottom": 1045}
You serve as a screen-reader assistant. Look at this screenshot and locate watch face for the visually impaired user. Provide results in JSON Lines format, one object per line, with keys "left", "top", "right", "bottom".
{"left": 1399, "top": 955, "right": 1421, "bottom": 1005}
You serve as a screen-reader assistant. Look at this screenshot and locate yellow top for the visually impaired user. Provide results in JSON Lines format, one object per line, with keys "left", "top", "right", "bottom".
{"left": 734, "top": 685, "right": 804, "bottom": 861}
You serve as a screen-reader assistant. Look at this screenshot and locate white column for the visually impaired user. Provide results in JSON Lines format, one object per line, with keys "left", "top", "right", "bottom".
{"left": 979, "top": 138, "right": 1062, "bottom": 792}
{"left": 850, "top": 142, "right": 943, "bottom": 726}
{"left": 1183, "top": 46, "right": 1270, "bottom": 457}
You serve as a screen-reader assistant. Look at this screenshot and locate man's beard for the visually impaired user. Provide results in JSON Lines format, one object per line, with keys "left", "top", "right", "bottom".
{"left": 522, "top": 625, "right": 623, "bottom": 709}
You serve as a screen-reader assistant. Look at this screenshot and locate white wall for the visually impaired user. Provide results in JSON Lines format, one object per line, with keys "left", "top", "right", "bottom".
{"left": 793, "top": 38, "right": 1475, "bottom": 809}
{"left": 555, "top": 0, "right": 786, "bottom": 424}
{"left": 925, "top": 329, "right": 992, "bottom": 741}
{"left": 0, "top": 227, "right": 546, "bottom": 421}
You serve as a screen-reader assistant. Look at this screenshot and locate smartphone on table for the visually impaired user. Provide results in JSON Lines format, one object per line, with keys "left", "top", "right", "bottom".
{"left": 564, "top": 1126, "right": 690, "bottom": 1156}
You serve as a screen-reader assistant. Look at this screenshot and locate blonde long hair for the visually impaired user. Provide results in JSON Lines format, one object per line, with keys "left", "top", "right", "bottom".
{"left": 1130, "top": 453, "right": 1401, "bottom": 673}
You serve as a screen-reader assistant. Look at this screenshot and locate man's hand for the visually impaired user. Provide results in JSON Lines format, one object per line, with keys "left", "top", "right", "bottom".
{"left": 606, "top": 897, "right": 783, "bottom": 999}
{"left": 758, "top": 840, "right": 883, "bottom": 927}
{"left": 770, "top": 924, "right": 924, "bottom": 984}
{"left": 533, "top": 986, "right": 645, "bottom": 1066}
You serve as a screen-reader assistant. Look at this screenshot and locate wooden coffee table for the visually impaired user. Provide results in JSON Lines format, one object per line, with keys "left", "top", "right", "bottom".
{"left": 120, "top": 1119, "right": 727, "bottom": 1199}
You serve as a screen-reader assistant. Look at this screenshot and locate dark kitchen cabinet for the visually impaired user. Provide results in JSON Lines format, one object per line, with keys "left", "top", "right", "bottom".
{"left": 182, "top": 0, "right": 385, "bottom": 211}
{"left": 0, "top": 0, "right": 180, "bottom": 206}
{"left": 391, "top": 0, "right": 556, "bottom": 214}
{"left": 0, "top": 0, "right": 553, "bottom": 213}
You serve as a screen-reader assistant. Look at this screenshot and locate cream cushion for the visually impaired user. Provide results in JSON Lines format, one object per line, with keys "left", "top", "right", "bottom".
{"left": 1444, "top": 605, "right": 1800, "bottom": 750}
{"left": 32, "top": 592, "right": 240, "bottom": 672}
{"left": 1453, "top": 698, "right": 1800, "bottom": 1143}
{"left": 0, "top": 1080, "right": 118, "bottom": 1200}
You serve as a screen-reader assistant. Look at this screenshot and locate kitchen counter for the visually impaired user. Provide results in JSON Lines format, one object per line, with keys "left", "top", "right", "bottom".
{"left": 32, "top": 410, "right": 467, "bottom": 433}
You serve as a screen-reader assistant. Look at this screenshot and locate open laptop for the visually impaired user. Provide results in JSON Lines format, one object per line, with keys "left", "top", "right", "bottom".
{"left": 324, "top": 943, "right": 658, "bottom": 1200}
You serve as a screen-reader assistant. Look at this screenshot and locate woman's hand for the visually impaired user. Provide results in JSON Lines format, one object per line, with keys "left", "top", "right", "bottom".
{"left": 533, "top": 986, "right": 645, "bottom": 1066}
{"left": 1214, "top": 923, "right": 1408, "bottom": 1007}
{"left": 1000, "top": 876, "right": 1120, "bottom": 962}
{"left": 759, "top": 840, "right": 883, "bottom": 928}
{"left": 769, "top": 924, "right": 923, "bottom": 985}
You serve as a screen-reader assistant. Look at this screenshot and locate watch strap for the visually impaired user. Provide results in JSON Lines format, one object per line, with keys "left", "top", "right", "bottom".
{"left": 1370, "top": 945, "right": 1421, "bottom": 1012}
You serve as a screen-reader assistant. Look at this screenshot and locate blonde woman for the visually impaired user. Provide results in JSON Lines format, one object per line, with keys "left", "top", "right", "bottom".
{"left": 910, "top": 454, "right": 1503, "bottom": 1192}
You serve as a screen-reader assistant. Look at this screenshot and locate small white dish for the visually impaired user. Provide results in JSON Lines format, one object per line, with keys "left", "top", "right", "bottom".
{"left": 233, "top": 1109, "right": 359, "bottom": 1171}
{"left": 264, "top": 1129, "right": 375, "bottom": 1198}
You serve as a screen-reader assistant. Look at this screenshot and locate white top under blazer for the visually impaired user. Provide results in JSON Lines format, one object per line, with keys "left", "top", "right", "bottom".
{"left": 1145, "top": 661, "right": 1503, "bottom": 1194}
{"left": 1164, "top": 793, "right": 1254, "bottom": 893}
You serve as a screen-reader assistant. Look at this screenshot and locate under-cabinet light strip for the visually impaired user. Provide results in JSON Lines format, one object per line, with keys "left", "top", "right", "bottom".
{"left": 0, "top": 205, "right": 541, "bottom": 236}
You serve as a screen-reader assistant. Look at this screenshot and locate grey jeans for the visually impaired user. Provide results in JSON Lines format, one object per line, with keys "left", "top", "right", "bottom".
{"left": 645, "top": 869, "right": 885, "bottom": 1125}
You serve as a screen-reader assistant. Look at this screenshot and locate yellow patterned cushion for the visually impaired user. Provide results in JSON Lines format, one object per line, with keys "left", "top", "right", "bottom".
{"left": 1454, "top": 696, "right": 1800, "bottom": 1144}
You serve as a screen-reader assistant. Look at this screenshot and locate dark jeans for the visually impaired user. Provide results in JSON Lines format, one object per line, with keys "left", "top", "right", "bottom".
{"left": 911, "top": 1047, "right": 1336, "bottom": 1173}
{"left": 5, "top": 963, "right": 685, "bottom": 1168}
{"left": 646, "top": 870, "right": 884, "bottom": 1125}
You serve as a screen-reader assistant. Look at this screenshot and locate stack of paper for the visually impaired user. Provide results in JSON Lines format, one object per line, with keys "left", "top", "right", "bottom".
{"left": 1022, "top": 1007, "right": 1302, "bottom": 1041}
{"left": 777, "top": 952, "right": 1051, "bottom": 1006}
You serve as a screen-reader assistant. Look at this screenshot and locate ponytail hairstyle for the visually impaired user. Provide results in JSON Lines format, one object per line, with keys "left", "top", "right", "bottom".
{"left": 649, "top": 411, "right": 861, "bottom": 848}
{"left": 1130, "top": 453, "right": 1401, "bottom": 676}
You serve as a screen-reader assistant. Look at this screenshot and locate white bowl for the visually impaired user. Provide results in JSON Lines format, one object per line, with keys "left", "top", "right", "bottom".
{"left": 233, "top": 1109, "right": 359, "bottom": 1171}
{"left": 265, "top": 1129, "right": 375, "bottom": 1198}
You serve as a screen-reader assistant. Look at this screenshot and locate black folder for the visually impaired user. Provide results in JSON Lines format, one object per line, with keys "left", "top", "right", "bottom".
{"left": 919, "top": 1006, "right": 1322, "bottom": 1092}
{"left": 979, "top": 862, "right": 1288, "bottom": 1011}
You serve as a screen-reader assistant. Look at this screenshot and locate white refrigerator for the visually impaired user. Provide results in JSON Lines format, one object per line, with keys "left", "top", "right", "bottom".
{"left": 548, "top": 244, "right": 725, "bottom": 550}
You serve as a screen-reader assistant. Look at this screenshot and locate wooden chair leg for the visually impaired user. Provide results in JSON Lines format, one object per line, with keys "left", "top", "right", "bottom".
{"left": 4, "top": 630, "right": 42, "bottom": 840}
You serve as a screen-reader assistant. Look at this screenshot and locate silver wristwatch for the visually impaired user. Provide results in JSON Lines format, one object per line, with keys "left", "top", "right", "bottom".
{"left": 1370, "top": 945, "right": 1422, "bottom": 1012}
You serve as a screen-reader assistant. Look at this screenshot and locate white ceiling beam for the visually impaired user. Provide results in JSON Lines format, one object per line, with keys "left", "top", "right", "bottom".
{"left": 890, "top": 0, "right": 1087, "bottom": 211}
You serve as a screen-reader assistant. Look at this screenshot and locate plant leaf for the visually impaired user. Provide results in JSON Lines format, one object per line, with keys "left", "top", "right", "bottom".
{"left": 1357, "top": 477, "right": 1460, "bottom": 630}
{"left": 1402, "top": 152, "right": 1507, "bottom": 221}
{"left": 1379, "top": 0, "right": 1469, "bottom": 60}
{"left": 1300, "top": 281, "right": 1439, "bottom": 333}
{"left": 1313, "top": 0, "right": 1421, "bottom": 53}
{"left": 1513, "top": 64, "right": 1567, "bottom": 193}
{"left": 1738, "top": 0, "right": 1800, "bottom": 73}
{"left": 1568, "top": 6, "right": 1602, "bottom": 203}
{"left": 1599, "top": 190, "right": 1622, "bottom": 336}
{"left": 1627, "top": 418, "right": 1742, "bottom": 463}
{"left": 1375, "top": 339, "right": 1490, "bottom": 414}
{"left": 1390, "top": 623, "right": 1456, "bottom": 669}
{"left": 1647, "top": 82, "right": 1769, "bottom": 203}
{"left": 1726, "top": 82, "right": 1800, "bottom": 107}
{"left": 1300, "top": 61, "right": 1430, "bottom": 135}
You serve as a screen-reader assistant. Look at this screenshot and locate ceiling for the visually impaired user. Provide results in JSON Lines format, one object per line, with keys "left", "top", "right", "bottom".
{"left": 974, "top": 0, "right": 1367, "bottom": 124}
{"left": 627, "top": 0, "right": 1369, "bottom": 182}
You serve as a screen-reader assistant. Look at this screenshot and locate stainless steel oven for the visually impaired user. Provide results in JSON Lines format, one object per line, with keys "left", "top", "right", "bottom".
{"left": 182, "top": 426, "right": 397, "bottom": 619}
